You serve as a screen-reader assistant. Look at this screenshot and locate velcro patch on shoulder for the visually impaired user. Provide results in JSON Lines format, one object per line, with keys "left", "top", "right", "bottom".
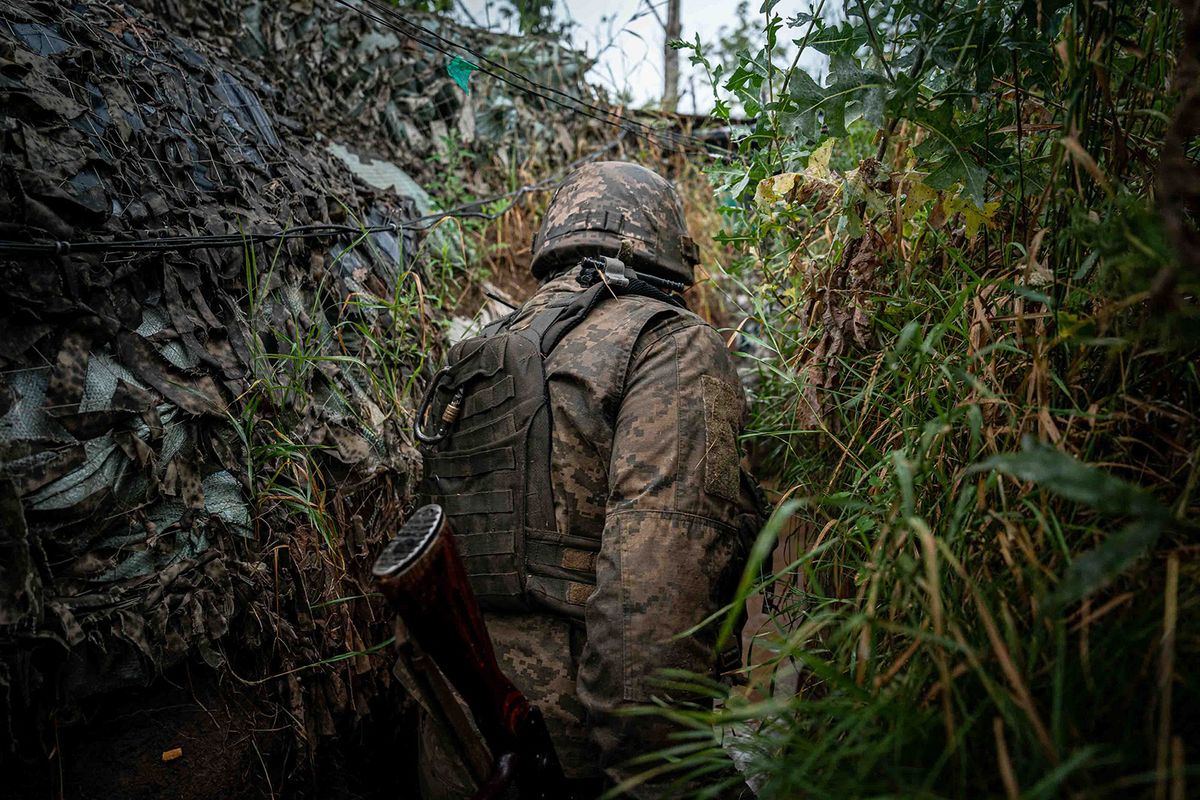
{"left": 701, "top": 375, "right": 741, "bottom": 502}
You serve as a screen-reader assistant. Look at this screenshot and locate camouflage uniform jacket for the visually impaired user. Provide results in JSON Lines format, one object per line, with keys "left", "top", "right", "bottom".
{"left": 419, "top": 265, "right": 760, "bottom": 799}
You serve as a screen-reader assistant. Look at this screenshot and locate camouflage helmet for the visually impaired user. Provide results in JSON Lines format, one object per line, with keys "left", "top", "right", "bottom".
{"left": 530, "top": 161, "right": 699, "bottom": 284}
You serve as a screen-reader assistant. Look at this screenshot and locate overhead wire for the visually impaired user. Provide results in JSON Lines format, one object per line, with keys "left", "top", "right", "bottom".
{"left": 334, "top": 0, "right": 728, "bottom": 156}
{"left": 0, "top": 0, "right": 733, "bottom": 259}
{"left": 356, "top": 0, "right": 714, "bottom": 149}
{"left": 0, "top": 132, "right": 626, "bottom": 259}
{"left": 368, "top": 0, "right": 724, "bottom": 154}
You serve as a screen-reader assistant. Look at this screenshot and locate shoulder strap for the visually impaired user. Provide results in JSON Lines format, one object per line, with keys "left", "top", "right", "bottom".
{"left": 520, "top": 275, "right": 686, "bottom": 360}
{"left": 480, "top": 311, "right": 516, "bottom": 337}
{"left": 535, "top": 282, "right": 612, "bottom": 356}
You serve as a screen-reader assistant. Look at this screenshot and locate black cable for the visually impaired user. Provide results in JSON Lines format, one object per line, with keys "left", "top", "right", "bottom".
{"left": 336, "top": 0, "right": 726, "bottom": 156}
{"left": 0, "top": 223, "right": 400, "bottom": 258}
{"left": 0, "top": 133, "right": 627, "bottom": 259}
{"left": 357, "top": 0, "right": 718, "bottom": 152}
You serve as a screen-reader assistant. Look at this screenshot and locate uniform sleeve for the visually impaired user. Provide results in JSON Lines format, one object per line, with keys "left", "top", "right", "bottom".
{"left": 576, "top": 319, "right": 756, "bottom": 798}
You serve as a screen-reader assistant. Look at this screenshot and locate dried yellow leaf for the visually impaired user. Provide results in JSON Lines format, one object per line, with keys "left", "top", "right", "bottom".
{"left": 942, "top": 196, "right": 1001, "bottom": 239}
{"left": 754, "top": 172, "right": 802, "bottom": 207}
{"left": 807, "top": 138, "right": 835, "bottom": 180}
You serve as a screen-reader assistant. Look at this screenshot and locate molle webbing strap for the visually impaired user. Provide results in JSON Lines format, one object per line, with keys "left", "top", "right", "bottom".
{"left": 459, "top": 375, "right": 514, "bottom": 417}
{"left": 469, "top": 572, "right": 526, "bottom": 599}
{"left": 432, "top": 489, "right": 514, "bottom": 516}
{"left": 456, "top": 529, "right": 517, "bottom": 557}
{"left": 425, "top": 446, "right": 514, "bottom": 478}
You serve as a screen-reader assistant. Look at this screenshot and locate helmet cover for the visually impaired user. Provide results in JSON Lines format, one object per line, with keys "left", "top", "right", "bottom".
{"left": 530, "top": 161, "right": 699, "bottom": 284}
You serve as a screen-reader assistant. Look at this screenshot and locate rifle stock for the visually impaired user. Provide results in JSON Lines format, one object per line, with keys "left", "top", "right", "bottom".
{"left": 373, "top": 504, "right": 570, "bottom": 800}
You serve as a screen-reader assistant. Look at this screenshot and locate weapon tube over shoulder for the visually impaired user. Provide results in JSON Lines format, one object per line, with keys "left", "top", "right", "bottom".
{"left": 373, "top": 504, "right": 571, "bottom": 800}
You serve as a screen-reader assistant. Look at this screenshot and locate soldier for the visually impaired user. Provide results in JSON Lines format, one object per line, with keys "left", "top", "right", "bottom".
{"left": 415, "top": 161, "right": 763, "bottom": 798}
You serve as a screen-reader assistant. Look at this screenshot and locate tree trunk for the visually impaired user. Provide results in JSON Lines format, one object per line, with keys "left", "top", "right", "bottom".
{"left": 662, "top": 0, "right": 681, "bottom": 112}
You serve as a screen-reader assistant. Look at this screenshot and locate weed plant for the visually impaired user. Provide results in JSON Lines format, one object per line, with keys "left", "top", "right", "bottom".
{"left": 628, "top": 0, "right": 1200, "bottom": 798}
{"left": 221, "top": 116, "right": 627, "bottom": 683}
{"left": 221, "top": 205, "right": 479, "bottom": 685}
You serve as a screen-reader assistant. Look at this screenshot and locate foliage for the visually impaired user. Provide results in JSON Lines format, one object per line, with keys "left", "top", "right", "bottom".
{"left": 396, "top": 0, "right": 454, "bottom": 13}
{"left": 467, "top": 0, "right": 566, "bottom": 36}
{"left": 704, "top": 1, "right": 786, "bottom": 97}
{"left": 503, "top": 0, "right": 558, "bottom": 35}
{"left": 649, "top": 0, "right": 1199, "bottom": 797}
{"left": 224, "top": 184, "right": 490, "bottom": 689}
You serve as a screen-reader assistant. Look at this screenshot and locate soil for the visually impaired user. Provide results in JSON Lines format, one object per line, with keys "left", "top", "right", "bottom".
{"left": 11, "top": 661, "right": 420, "bottom": 799}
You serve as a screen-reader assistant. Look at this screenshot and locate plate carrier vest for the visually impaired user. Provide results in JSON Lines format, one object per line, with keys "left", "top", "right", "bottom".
{"left": 415, "top": 259, "right": 687, "bottom": 613}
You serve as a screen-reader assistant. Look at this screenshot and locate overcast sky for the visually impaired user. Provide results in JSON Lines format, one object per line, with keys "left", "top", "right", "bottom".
{"left": 458, "top": 1, "right": 829, "bottom": 114}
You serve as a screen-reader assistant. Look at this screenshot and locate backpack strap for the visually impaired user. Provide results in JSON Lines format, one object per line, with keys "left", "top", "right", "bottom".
{"left": 534, "top": 282, "right": 612, "bottom": 356}
{"left": 524, "top": 259, "right": 688, "bottom": 358}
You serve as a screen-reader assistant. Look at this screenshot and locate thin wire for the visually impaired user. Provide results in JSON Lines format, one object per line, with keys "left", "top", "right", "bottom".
{"left": 360, "top": 0, "right": 719, "bottom": 153}
{"left": 355, "top": 0, "right": 712, "bottom": 149}
{"left": 335, "top": 0, "right": 726, "bottom": 156}
{"left": 0, "top": 133, "right": 625, "bottom": 259}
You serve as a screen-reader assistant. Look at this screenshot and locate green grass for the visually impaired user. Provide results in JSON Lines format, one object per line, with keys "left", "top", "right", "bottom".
{"left": 637, "top": 0, "right": 1199, "bottom": 797}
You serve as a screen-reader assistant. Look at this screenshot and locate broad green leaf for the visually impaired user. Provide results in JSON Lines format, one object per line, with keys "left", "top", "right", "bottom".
{"left": 925, "top": 157, "right": 988, "bottom": 208}
{"left": 821, "top": 98, "right": 847, "bottom": 138}
{"left": 729, "top": 171, "right": 751, "bottom": 200}
{"left": 828, "top": 54, "right": 887, "bottom": 131}
{"left": 911, "top": 105, "right": 960, "bottom": 160}
{"left": 858, "top": 81, "right": 886, "bottom": 128}
{"left": 912, "top": 135, "right": 948, "bottom": 161}
{"left": 785, "top": 68, "right": 828, "bottom": 141}
{"left": 973, "top": 439, "right": 1170, "bottom": 607}
{"left": 974, "top": 440, "right": 1166, "bottom": 520}
{"left": 841, "top": 206, "right": 865, "bottom": 238}
{"left": 1046, "top": 519, "right": 1163, "bottom": 608}
{"left": 809, "top": 21, "right": 868, "bottom": 56}
{"left": 787, "top": 68, "right": 825, "bottom": 110}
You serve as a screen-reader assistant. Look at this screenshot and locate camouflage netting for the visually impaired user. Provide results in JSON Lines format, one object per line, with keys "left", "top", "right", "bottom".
{"left": 0, "top": 0, "right": 632, "bottom": 793}
{"left": 129, "top": 0, "right": 601, "bottom": 195}
{"left": 0, "top": 0, "right": 455, "bottom": 793}
{"left": 127, "top": 0, "right": 623, "bottom": 308}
